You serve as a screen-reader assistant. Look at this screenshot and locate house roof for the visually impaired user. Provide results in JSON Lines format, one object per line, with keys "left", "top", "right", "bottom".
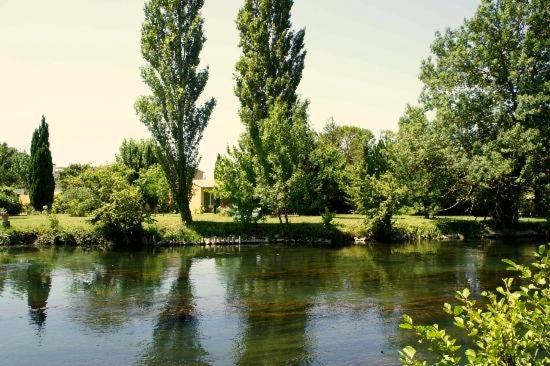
{"left": 193, "top": 179, "right": 216, "bottom": 188}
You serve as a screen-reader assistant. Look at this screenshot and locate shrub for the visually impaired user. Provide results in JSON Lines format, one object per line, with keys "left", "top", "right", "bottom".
{"left": 136, "top": 165, "right": 173, "bottom": 213}
{"left": 53, "top": 164, "right": 134, "bottom": 217}
{"left": 91, "top": 186, "right": 152, "bottom": 243}
{"left": 321, "top": 207, "right": 336, "bottom": 229}
{"left": 53, "top": 186, "right": 97, "bottom": 216}
{"left": 0, "top": 187, "right": 22, "bottom": 215}
{"left": 399, "top": 244, "right": 550, "bottom": 365}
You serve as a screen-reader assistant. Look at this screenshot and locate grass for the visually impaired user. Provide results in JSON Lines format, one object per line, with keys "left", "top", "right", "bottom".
{"left": 1, "top": 213, "right": 547, "bottom": 246}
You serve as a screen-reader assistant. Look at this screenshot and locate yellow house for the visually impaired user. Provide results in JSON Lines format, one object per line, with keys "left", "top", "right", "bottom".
{"left": 190, "top": 170, "right": 217, "bottom": 213}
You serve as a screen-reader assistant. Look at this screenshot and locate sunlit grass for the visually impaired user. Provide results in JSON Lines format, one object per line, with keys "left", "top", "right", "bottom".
{"left": 3, "top": 213, "right": 546, "bottom": 240}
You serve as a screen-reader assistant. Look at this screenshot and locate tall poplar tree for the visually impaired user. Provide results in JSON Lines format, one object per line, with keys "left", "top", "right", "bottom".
{"left": 135, "top": 0, "right": 216, "bottom": 224}
{"left": 29, "top": 116, "right": 55, "bottom": 211}
{"left": 230, "top": 0, "right": 309, "bottom": 222}
{"left": 235, "top": 0, "right": 306, "bottom": 170}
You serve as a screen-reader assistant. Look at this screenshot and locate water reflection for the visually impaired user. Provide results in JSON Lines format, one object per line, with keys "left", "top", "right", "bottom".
{"left": 0, "top": 241, "right": 540, "bottom": 366}
{"left": 216, "top": 248, "right": 335, "bottom": 365}
{"left": 26, "top": 262, "right": 52, "bottom": 331}
{"left": 68, "top": 251, "right": 170, "bottom": 331}
{"left": 140, "top": 256, "right": 209, "bottom": 365}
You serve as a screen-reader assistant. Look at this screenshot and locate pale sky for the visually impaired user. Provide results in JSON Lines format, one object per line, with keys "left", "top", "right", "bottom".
{"left": 0, "top": 0, "right": 479, "bottom": 175}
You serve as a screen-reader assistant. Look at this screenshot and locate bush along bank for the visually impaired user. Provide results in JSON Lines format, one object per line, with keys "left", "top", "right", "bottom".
{"left": 357, "top": 217, "right": 549, "bottom": 243}
{"left": 0, "top": 215, "right": 548, "bottom": 248}
{"left": 0, "top": 215, "right": 354, "bottom": 248}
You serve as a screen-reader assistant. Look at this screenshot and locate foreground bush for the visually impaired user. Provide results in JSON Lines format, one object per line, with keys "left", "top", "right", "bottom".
{"left": 399, "top": 245, "right": 549, "bottom": 365}
{"left": 91, "top": 186, "right": 152, "bottom": 243}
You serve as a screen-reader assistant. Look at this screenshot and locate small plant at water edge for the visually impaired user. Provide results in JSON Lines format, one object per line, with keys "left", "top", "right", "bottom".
{"left": 399, "top": 244, "right": 549, "bottom": 365}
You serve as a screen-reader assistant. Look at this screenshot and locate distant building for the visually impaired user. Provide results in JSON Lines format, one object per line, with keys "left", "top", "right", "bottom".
{"left": 190, "top": 170, "right": 217, "bottom": 213}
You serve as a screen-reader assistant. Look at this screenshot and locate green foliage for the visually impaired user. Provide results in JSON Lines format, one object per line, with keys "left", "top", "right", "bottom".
{"left": 392, "top": 106, "right": 467, "bottom": 217}
{"left": 215, "top": 145, "right": 259, "bottom": 224}
{"left": 321, "top": 208, "right": 335, "bottom": 229}
{"left": 135, "top": 0, "right": 216, "bottom": 224}
{"left": 235, "top": 0, "right": 306, "bottom": 151}
{"left": 136, "top": 164, "right": 173, "bottom": 213}
{"left": 357, "top": 173, "right": 407, "bottom": 241}
{"left": 53, "top": 164, "right": 135, "bottom": 217}
{"left": 416, "top": 0, "right": 549, "bottom": 226}
{"left": 29, "top": 116, "right": 55, "bottom": 210}
{"left": 57, "top": 164, "right": 91, "bottom": 191}
{"left": 350, "top": 132, "right": 406, "bottom": 241}
{"left": 219, "top": 0, "right": 310, "bottom": 223}
{"left": 321, "top": 119, "right": 374, "bottom": 167}
{"left": 297, "top": 135, "right": 351, "bottom": 214}
{"left": 254, "top": 101, "right": 314, "bottom": 222}
{"left": 116, "top": 138, "right": 158, "bottom": 174}
{"left": 0, "top": 187, "right": 23, "bottom": 215}
{"left": 400, "top": 244, "right": 550, "bottom": 366}
{"left": 91, "top": 185, "right": 152, "bottom": 242}
{"left": 0, "top": 142, "right": 30, "bottom": 189}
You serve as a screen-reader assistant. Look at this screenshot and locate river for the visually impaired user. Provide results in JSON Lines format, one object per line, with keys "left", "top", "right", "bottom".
{"left": 0, "top": 241, "right": 541, "bottom": 365}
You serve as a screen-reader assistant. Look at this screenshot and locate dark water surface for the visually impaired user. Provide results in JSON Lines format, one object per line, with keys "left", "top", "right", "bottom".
{"left": 0, "top": 241, "right": 540, "bottom": 365}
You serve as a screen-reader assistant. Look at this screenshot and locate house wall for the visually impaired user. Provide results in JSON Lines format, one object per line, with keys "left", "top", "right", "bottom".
{"left": 190, "top": 185, "right": 203, "bottom": 213}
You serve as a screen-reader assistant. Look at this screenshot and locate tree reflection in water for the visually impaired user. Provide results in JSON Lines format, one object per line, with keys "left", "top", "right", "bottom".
{"left": 216, "top": 247, "right": 337, "bottom": 365}
{"left": 26, "top": 261, "right": 52, "bottom": 332}
{"left": 140, "top": 256, "right": 210, "bottom": 366}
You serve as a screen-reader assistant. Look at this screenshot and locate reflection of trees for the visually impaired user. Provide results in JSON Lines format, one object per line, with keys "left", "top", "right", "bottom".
{"left": 216, "top": 248, "right": 336, "bottom": 365}
{"left": 2, "top": 256, "right": 53, "bottom": 333}
{"left": 26, "top": 261, "right": 52, "bottom": 331}
{"left": 68, "top": 251, "right": 170, "bottom": 330}
{"left": 140, "top": 256, "right": 209, "bottom": 366}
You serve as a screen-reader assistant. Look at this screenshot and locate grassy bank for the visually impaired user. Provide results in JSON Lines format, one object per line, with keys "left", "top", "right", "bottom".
{"left": 0, "top": 213, "right": 547, "bottom": 247}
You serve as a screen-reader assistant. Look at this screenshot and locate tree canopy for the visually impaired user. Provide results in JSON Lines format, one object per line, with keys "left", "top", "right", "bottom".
{"left": 414, "top": 0, "right": 550, "bottom": 225}
{"left": 135, "top": 0, "right": 216, "bottom": 224}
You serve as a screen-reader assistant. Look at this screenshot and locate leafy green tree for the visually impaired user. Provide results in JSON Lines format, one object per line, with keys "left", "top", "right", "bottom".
{"left": 53, "top": 164, "right": 135, "bottom": 217}
{"left": 321, "top": 119, "right": 375, "bottom": 167}
{"left": 0, "top": 143, "right": 30, "bottom": 189}
{"left": 294, "top": 136, "right": 351, "bottom": 214}
{"left": 255, "top": 101, "right": 314, "bottom": 222}
{"left": 219, "top": 0, "right": 309, "bottom": 223}
{"left": 235, "top": 0, "right": 306, "bottom": 168}
{"left": 116, "top": 138, "right": 158, "bottom": 174}
{"left": 57, "top": 164, "right": 91, "bottom": 191}
{"left": 91, "top": 185, "right": 151, "bottom": 244}
{"left": 215, "top": 144, "right": 259, "bottom": 223}
{"left": 135, "top": 0, "right": 216, "bottom": 224}
{"left": 136, "top": 165, "right": 173, "bottom": 213}
{"left": 392, "top": 106, "right": 469, "bottom": 218}
{"left": 29, "top": 116, "right": 55, "bottom": 210}
{"left": 400, "top": 244, "right": 549, "bottom": 365}
{"left": 419, "top": 0, "right": 549, "bottom": 226}
{"left": 352, "top": 133, "right": 406, "bottom": 241}
{"left": 0, "top": 186, "right": 23, "bottom": 215}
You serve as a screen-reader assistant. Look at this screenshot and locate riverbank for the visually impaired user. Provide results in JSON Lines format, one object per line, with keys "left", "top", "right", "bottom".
{"left": 0, "top": 213, "right": 547, "bottom": 247}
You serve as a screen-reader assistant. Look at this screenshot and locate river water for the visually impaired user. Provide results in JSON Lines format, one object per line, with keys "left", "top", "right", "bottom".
{"left": 0, "top": 241, "right": 541, "bottom": 365}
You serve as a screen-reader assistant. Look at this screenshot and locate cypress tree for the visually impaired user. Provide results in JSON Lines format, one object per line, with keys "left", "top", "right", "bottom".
{"left": 29, "top": 116, "right": 55, "bottom": 211}
{"left": 135, "top": 0, "right": 216, "bottom": 224}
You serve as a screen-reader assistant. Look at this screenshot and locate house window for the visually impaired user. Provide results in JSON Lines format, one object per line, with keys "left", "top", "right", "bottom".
{"left": 203, "top": 191, "right": 214, "bottom": 209}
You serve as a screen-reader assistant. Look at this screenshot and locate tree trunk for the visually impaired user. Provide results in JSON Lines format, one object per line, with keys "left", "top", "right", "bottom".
{"left": 494, "top": 194, "right": 520, "bottom": 227}
{"left": 176, "top": 188, "right": 193, "bottom": 224}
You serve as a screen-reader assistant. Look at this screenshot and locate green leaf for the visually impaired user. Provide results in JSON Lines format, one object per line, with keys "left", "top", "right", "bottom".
{"left": 465, "top": 349, "right": 476, "bottom": 362}
{"left": 402, "top": 346, "right": 416, "bottom": 360}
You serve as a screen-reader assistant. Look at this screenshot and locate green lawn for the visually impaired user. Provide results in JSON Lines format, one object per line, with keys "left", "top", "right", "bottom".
{"left": 6, "top": 213, "right": 545, "bottom": 235}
